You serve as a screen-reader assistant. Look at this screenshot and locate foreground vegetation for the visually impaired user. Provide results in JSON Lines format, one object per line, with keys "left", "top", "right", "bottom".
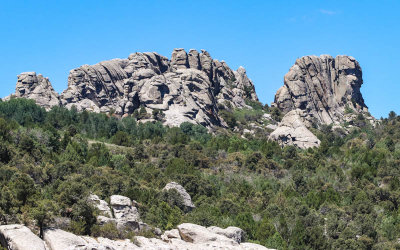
{"left": 0, "top": 98, "right": 400, "bottom": 249}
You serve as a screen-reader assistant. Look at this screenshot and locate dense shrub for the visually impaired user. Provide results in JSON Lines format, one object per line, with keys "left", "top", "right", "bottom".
{"left": 0, "top": 100, "right": 399, "bottom": 249}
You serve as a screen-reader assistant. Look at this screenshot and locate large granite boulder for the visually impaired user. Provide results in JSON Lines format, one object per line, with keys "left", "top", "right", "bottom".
{"left": 0, "top": 224, "right": 46, "bottom": 250}
{"left": 43, "top": 228, "right": 86, "bottom": 250}
{"left": 163, "top": 182, "right": 195, "bottom": 209}
{"left": 110, "top": 195, "right": 142, "bottom": 231}
{"left": 272, "top": 55, "right": 369, "bottom": 125}
{"left": 207, "top": 226, "right": 245, "bottom": 243}
{"left": 269, "top": 109, "right": 321, "bottom": 149}
{"left": 5, "top": 72, "right": 60, "bottom": 110}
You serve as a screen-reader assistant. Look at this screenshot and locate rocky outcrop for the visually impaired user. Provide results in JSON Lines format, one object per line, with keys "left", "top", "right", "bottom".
{"left": 163, "top": 182, "right": 195, "bottom": 209}
{"left": 57, "top": 48, "right": 258, "bottom": 129}
{"left": 43, "top": 228, "right": 86, "bottom": 250}
{"left": 272, "top": 55, "right": 368, "bottom": 125}
{"left": 110, "top": 195, "right": 144, "bottom": 231}
{"left": 88, "top": 194, "right": 149, "bottom": 232}
{"left": 269, "top": 109, "right": 320, "bottom": 149}
{"left": 5, "top": 72, "right": 61, "bottom": 110}
{"left": 0, "top": 224, "right": 46, "bottom": 250}
{"left": 88, "top": 194, "right": 112, "bottom": 217}
{"left": 0, "top": 224, "right": 273, "bottom": 250}
{"left": 5, "top": 49, "right": 257, "bottom": 130}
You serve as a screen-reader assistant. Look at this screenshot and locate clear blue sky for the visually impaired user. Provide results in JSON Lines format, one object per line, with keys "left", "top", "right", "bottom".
{"left": 0, "top": 0, "right": 399, "bottom": 118}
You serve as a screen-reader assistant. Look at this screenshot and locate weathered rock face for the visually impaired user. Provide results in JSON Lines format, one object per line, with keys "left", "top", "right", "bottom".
{"left": 272, "top": 55, "right": 368, "bottom": 125}
{"left": 207, "top": 226, "right": 245, "bottom": 243}
{"left": 163, "top": 182, "right": 195, "bottom": 209}
{"left": 108, "top": 195, "right": 143, "bottom": 231}
{"left": 0, "top": 224, "right": 46, "bottom": 250}
{"left": 43, "top": 228, "right": 86, "bottom": 250}
{"left": 5, "top": 49, "right": 257, "bottom": 130}
{"left": 6, "top": 72, "right": 61, "bottom": 110}
{"left": 58, "top": 48, "right": 258, "bottom": 129}
{"left": 1, "top": 224, "right": 273, "bottom": 250}
{"left": 88, "top": 194, "right": 112, "bottom": 217}
{"left": 269, "top": 109, "right": 321, "bottom": 149}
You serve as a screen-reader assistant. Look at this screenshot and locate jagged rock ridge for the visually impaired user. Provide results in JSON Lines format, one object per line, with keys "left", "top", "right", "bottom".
{"left": 272, "top": 55, "right": 368, "bottom": 125}
{"left": 6, "top": 49, "right": 258, "bottom": 130}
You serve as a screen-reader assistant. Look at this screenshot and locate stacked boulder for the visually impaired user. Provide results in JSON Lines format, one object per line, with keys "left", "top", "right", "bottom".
{"left": 88, "top": 194, "right": 149, "bottom": 232}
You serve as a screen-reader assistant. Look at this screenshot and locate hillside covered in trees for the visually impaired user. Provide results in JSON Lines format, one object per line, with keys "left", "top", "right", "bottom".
{"left": 0, "top": 98, "right": 400, "bottom": 249}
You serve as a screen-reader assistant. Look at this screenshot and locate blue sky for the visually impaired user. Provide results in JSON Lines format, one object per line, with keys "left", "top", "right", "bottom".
{"left": 0, "top": 0, "right": 399, "bottom": 118}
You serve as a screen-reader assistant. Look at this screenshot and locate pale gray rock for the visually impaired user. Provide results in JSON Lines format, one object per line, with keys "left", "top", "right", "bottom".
{"left": 79, "top": 236, "right": 139, "bottom": 250}
{"left": 2, "top": 224, "right": 273, "bottom": 250}
{"left": 43, "top": 228, "right": 87, "bottom": 250}
{"left": 0, "top": 224, "right": 46, "bottom": 250}
{"left": 110, "top": 195, "right": 133, "bottom": 207}
{"left": 161, "top": 229, "right": 181, "bottom": 242}
{"left": 6, "top": 72, "right": 60, "bottom": 110}
{"left": 207, "top": 226, "right": 245, "bottom": 243}
{"left": 269, "top": 109, "right": 321, "bottom": 149}
{"left": 110, "top": 195, "right": 142, "bottom": 231}
{"left": 163, "top": 182, "right": 195, "bottom": 209}
{"left": 241, "top": 242, "right": 273, "bottom": 250}
{"left": 188, "top": 49, "right": 201, "bottom": 70}
{"left": 177, "top": 223, "right": 237, "bottom": 245}
{"left": 170, "top": 48, "right": 188, "bottom": 70}
{"left": 266, "top": 124, "right": 278, "bottom": 130}
{"left": 175, "top": 223, "right": 273, "bottom": 249}
{"left": 88, "top": 194, "right": 112, "bottom": 217}
{"left": 272, "top": 55, "right": 369, "bottom": 125}
{"left": 97, "top": 216, "right": 117, "bottom": 226}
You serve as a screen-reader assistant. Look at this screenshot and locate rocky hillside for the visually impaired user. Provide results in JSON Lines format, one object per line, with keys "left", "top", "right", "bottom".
{"left": 0, "top": 191, "right": 271, "bottom": 249}
{"left": 6, "top": 49, "right": 258, "bottom": 130}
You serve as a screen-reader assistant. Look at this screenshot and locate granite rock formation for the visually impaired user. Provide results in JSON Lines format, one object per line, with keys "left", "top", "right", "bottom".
{"left": 5, "top": 49, "right": 257, "bottom": 130}
{"left": 89, "top": 194, "right": 149, "bottom": 232}
{"left": 269, "top": 109, "right": 321, "bottom": 148}
{"left": 269, "top": 55, "right": 371, "bottom": 148}
{"left": 0, "top": 224, "right": 272, "bottom": 250}
{"left": 163, "top": 182, "right": 195, "bottom": 210}
{"left": 0, "top": 224, "right": 46, "bottom": 250}
{"left": 5, "top": 72, "right": 61, "bottom": 110}
{"left": 88, "top": 194, "right": 112, "bottom": 217}
{"left": 272, "top": 55, "right": 368, "bottom": 125}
